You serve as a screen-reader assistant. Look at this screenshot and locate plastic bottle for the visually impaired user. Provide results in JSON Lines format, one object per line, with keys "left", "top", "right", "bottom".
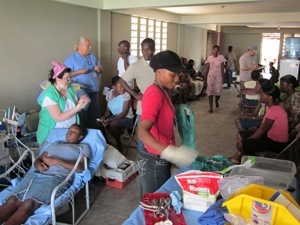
{"left": 258, "top": 103, "right": 266, "bottom": 117}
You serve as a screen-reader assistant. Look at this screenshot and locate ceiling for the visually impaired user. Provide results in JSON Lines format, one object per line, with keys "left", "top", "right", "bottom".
{"left": 54, "top": 0, "right": 300, "bottom": 29}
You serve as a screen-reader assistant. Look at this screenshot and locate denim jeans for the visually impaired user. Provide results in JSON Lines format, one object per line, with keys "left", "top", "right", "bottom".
{"left": 226, "top": 70, "right": 233, "bottom": 87}
{"left": 136, "top": 115, "right": 143, "bottom": 152}
{"left": 138, "top": 145, "right": 172, "bottom": 199}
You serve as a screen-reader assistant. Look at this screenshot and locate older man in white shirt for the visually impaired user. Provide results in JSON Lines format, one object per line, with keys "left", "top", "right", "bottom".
{"left": 239, "top": 45, "right": 260, "bottom": 88}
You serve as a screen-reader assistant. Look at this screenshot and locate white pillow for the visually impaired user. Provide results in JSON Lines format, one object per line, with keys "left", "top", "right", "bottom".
{"left": 103, "top": 144, "right": 127, "bottom": 169}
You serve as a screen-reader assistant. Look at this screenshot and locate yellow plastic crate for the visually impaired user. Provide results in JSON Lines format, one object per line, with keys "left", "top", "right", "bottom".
{"left": 222, "top": 184, "right": 300, "bottom": 225}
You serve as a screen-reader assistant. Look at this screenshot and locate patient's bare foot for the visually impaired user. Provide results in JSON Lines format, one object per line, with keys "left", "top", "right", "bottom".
{"left": 208, "top": 109, "right": 213, "bottom": 113}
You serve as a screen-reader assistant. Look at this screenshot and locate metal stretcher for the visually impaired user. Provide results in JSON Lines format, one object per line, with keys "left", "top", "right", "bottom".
{"left": 0, "top": 128, "right": 106, "bottom": 225}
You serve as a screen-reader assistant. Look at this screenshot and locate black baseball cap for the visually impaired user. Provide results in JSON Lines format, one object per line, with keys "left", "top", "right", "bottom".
{"left": 150, "top": 50, "right": 187, "bottom": 73}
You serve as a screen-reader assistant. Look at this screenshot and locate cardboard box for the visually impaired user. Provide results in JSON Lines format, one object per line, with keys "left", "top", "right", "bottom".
{"left": 270, "top": 191, "right": 300, "bottom": 222}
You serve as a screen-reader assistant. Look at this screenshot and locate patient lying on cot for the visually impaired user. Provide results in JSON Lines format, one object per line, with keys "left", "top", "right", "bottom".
{"left": 0, "top": 124, "right": 91, "bottom": 225}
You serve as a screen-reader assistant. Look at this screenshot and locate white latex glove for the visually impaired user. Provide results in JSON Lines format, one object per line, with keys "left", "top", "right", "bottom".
{"left": 160, "top": 145, "right": 198, "bottom": 168}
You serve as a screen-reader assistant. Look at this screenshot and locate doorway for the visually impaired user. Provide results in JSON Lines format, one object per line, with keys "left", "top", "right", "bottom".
{"left": 260, "top": 33, "right": 280, "bottom": 74}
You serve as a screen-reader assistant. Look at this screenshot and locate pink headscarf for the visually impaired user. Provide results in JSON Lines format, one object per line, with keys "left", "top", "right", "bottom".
{"left": 52, "top": 61, "right": 67, "bottom": 79}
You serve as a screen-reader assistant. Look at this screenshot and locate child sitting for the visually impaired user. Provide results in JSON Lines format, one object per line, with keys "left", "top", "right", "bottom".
{"left": 97, "top": 76, "right": 134, "bottom": 153}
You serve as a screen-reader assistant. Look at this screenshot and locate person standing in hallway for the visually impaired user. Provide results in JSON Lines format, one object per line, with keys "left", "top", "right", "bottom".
{"left": 117, "top": 40, "right": 138, "bottom": 78}
{"left": 64, "top": 37, "right": 102, "bottom": 128}
{"left": 119, "top": 38, "right": 155, "bottom": 112}
{"left": 118, "top": 38, "right": 156, "bottom": 152}
{"left": 239, "top": 45, "right": 259, "bottom": 88}
{"left": 205, "top": 45, "right": 226, "bottom": 113}
{"left": 224, "top": 45, "right": 237, "bottom": 88}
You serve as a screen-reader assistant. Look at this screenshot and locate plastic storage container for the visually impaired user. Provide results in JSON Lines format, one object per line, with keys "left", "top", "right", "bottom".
{"left": 102, "top": 160, "right": 138, "bottom": 189}
{"left": 229, "top": 167, "right": 290, "bottom": 190}
{"left": 223, "top": 184, "right": 300, "bottom": 225}
{"left": 240, "top": 156, "right": 296, "bottom": 185}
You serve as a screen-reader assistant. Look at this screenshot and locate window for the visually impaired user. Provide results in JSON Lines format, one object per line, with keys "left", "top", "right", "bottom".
{"left": 282, "top": 33, "right": 292, "bottom": 58}
{"left": 131, "top": 17, "right": 167, "bottom": 57}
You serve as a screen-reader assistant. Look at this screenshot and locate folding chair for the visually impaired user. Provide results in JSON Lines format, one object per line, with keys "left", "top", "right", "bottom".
{"left": 240, "top": 88, "right": 258, "bottom": 114}
{"left": 123, "top": 116, "right": 139, "bottom": 156}
{"left": 232, "top": 80, "right": 242, "bottom": 113}
{"left": 255, "top": 129, "right": 298, "bottom": 160}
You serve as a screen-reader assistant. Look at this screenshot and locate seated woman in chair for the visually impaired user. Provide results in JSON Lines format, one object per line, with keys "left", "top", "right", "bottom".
{"left": 97, "top": 76, "right": 134, "bottom": 153}
{"left": 0, "top": 124, "right": 90, "bottom": 225}
{"left": 230, "top": 83, "right": 289, "bottom": 164}
{"left": 279, "top": 75, "right": 300, "bottom": 133}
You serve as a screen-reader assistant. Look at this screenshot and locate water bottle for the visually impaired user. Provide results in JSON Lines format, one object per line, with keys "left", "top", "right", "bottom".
{"left": 258, "top": 103, "right": 266, "bottom": 116}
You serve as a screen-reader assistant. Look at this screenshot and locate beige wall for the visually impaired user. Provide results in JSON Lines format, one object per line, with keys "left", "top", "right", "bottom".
{"left": 111, "top": 13, "right": 132, "bottom": 73}
{"left": 5, "top": 0, "right": 290, "bottom": 119}
{"left": 221, "top": 26, "right": 300, "bottom": 73}
{"left": 223, "top": 33, "right": 262, "bottom": 67}
{"left": 166, "top": 23, "right": 179, "bottom": 52}
{"left": 177, "top": 24, "right": 207, "bottom": 70}
{"left": 0, "top": 0, "right": 99, "bottom": 115}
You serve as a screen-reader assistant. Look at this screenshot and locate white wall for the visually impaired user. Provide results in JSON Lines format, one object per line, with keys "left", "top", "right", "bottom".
{"left": 0, "top": 0, "right": 99, "bottom": 115}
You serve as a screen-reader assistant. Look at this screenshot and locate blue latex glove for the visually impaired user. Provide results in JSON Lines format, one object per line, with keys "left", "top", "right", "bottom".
{"left": 170, "top": 191, "right": 183, "bottom": 214}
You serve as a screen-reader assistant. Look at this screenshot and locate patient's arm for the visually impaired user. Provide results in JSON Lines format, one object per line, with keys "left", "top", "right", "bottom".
{"left": 34, "top": 152, "right": 49, "bottom": 173}
{"left": 42, "top": 157, "right": 85, "bottom": 173}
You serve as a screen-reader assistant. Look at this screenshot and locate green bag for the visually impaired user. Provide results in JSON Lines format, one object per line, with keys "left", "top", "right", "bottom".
{"left": 175, "top": 104, "right": 196, "bottom": 149}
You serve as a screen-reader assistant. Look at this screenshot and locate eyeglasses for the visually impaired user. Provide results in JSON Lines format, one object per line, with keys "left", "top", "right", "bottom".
{"left": 61, "top": 77, "right": 70, "bottom": 81}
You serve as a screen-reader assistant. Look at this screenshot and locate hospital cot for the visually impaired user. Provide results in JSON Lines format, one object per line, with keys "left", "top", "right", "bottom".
{"left": 0, "top": 128, "right": 106, "bottom": 225}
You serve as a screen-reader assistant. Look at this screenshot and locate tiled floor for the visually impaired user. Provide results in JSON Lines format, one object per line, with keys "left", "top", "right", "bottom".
{"left": 58, "top": 85, "right": 242, "bottom": 225}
